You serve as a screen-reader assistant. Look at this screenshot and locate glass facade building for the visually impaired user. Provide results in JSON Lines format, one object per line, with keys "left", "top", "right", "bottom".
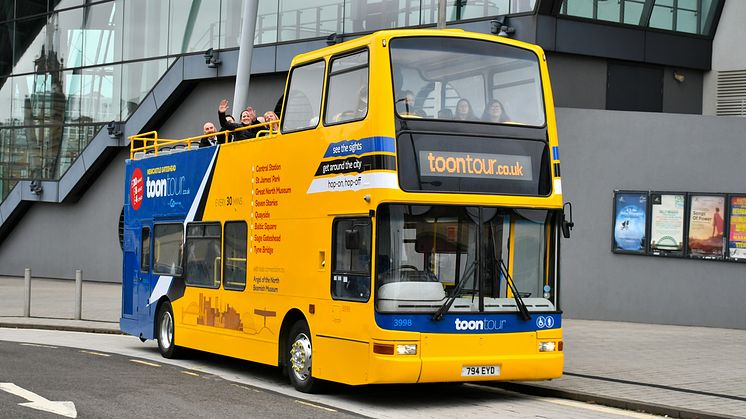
{"left": 0, "top": 0, "right": 725, "bottom": 201}
{"left": 0, "top": 0, "right": 541, "bottom": 201}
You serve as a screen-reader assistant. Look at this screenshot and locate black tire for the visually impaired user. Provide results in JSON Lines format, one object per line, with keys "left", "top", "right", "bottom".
{"left": 156, "top": 301, "right": 182, "bottom": 358}
{"left": 287, "top": 320, "right": 323, "bottom": 393}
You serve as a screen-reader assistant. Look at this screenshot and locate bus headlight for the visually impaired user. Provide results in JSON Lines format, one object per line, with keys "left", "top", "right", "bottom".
{"left": 396, "top": 344, "right": 417, "bottom": 355}
{"left": 538, "top": 341, "right": 556, "bottom": 352}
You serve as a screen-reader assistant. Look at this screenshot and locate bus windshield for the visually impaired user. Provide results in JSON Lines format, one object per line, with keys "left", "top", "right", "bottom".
{"left": 390, "top": 36, "right": 546, "bottom": 127}
{"left": 376, "top": 204, "right": 556, "bottom": 314}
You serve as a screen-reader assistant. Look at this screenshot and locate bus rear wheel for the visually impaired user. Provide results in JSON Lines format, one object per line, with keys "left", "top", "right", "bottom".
{"left": 287, "top": 320, "right": 322, "bottom": 393}
{"left": 157, "top": 301, "right": 182, "bottom": 358}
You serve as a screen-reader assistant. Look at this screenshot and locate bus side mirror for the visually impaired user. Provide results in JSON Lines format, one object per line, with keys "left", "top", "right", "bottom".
{"left": 562, "top": 202, "right": 574, "bottom": 239}
{"left": 345, "top": 228, "right": 361, "bottom": 250}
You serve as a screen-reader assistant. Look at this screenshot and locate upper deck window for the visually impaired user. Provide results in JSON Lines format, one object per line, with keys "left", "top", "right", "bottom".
{"left": 324, "top": 50, "right": 369, "bottom": 125}
{"left": 281, "top": 60, "right": 326, "bottom": 133}
{"left": 390, "top": 37, "right": 546, "bottom": 127}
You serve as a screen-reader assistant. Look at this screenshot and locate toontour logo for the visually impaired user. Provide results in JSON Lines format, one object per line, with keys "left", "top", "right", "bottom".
{"left": 130, "top": 165, "right": 190, "bottom": 210}
{"left": 454, "top": 317, "right": 507, "bottom": 331}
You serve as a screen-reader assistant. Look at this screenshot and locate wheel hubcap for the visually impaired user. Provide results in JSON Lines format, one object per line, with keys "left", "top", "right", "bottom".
{"left": 290, "top": 333, "right": 312, "bottom": 382}
{"left": 160, "top": 311, "right": 173, "bottom": 349}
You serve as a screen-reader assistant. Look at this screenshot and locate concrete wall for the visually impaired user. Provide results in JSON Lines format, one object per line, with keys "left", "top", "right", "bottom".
{"left": 703, "top": 0, "right": 746, "bottom": 115}
{"left": 549, "top": 53, "right": 703, "bottom": 114}
{"left": 557, "top": 107, "right": 746, "bottom": 329}
{"left": 0, "top": 147, "right": 127, "bottom": 282}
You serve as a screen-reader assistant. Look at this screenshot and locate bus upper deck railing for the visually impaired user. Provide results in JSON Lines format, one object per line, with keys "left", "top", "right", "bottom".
{"left": 129, "top": 121, "right": 280, "bottom": 160}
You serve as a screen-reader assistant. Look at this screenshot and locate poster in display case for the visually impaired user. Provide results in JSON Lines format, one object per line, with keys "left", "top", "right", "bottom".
{"left": 687, "top": 194, "right": 726, "bottom": 260}
{"left": 727, "top": 195, "right": 746, "bottom": 261}
{"left": 649, "top": 192, "right": 686, "bottom": 257}
{"left": 612, "top": 191, "right": 648, "bottom": 254}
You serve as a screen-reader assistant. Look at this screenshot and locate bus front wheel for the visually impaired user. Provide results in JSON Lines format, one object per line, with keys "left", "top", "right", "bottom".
{"left": 287, "top": 320, "right": 321, "bottom": 393}
{"left": 157, "top": 301, "right": 182, "bottom": 359}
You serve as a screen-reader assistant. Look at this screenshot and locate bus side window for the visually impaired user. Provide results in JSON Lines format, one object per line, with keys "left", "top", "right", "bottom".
{"left": 223, "top": 221, "right": 247, "bottom": 291}
{"left": 152, "top": 223, "right": 183, "bottom": 276}
{"left": 324, "top": 49, "right": 369, "bottom": 125}
{"left": 185, "top": 222, "right": 222, "bottom": 288}
{"left": 140, "top": 227, "right": 151, "bottom": 272}
{"left": 331, "top": 218, "right": 372, "bottom": 302}
{"left": 281, "top": 60, "right": 326, "bottom": 133}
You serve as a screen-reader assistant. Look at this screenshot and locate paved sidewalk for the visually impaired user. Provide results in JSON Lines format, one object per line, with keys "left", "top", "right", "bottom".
{"left": 0, "top": 276, "right": 744, "bottom": 418}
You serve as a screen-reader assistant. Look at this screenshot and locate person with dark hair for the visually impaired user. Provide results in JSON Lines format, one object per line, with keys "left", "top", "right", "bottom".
{"left": 482, "top": 99, "right": 509, "bottom": 123}
{"left": 454, "top": 98, "right": 476, "bottom": 121}
{"left": 218, "top": 99, "right": 259, "bottom": 141}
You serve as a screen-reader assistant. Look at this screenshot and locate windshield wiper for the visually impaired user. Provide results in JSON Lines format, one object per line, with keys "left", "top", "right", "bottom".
{"left": 432, "top": 260, "right": 477, "bottom": 321}
{"left": 497, "top": 259, "right": 531, "bottom": 321}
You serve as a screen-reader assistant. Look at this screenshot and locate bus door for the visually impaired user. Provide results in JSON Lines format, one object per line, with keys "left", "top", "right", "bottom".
{"left": 134, "top": 221, "right": 153, "bottom": 328}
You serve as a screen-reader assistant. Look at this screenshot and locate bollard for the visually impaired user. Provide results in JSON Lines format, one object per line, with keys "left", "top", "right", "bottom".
{"left": 24, "top": 268, "right": 31, "bottom": 317}
{"left": 74, "top": 270, "right": 82, "bottom": 320}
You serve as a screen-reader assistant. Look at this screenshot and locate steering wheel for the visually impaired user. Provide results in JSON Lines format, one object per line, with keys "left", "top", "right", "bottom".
{"left": 399, "top": 265, "right": 418, "bottom": 270}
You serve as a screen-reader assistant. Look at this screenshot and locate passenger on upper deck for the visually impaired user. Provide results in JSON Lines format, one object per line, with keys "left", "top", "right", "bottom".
{"left": 482, "top": 99, "right": 510, "bottom": 123}
{"left": 218, "top": 99, "right": 259, "bottom": 141}
{"left": 454, "top": 98, "right": 476, "bottom": 121}
{"left": 199, "top": 122, "right": 220, "bottom": 148}
{"left": 396, "top": 90, "right": 425, "bottom": 117}
{"left": 263, "top": 111, "right": 279, "bottom": 132}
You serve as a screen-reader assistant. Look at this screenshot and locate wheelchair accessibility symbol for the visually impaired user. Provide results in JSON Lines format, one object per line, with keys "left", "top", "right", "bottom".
{"left": 536, "top": 316, "right": 555, "bottom": 329}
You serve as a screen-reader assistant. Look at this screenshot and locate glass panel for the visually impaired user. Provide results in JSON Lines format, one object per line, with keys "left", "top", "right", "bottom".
{"left": 82, "top": 1, "right": 121, "bottom": 66}
{"left": 676, "top": 8, "right": 697, "bottom": 33}
{"left": 141, "top": 227, "right": 150, "bottom": 272}
{"left": 623, "top": 0, "right": 644, "bottom": 25}
{"left": 169, "top": 0, "right": 220, "bottom": 55}
{"left": 220, "top": 0, "right": 279, "bottom": 48}
{"left": 64, "top": 69, "right": 82, "bottom": 123}
{"left": 325, "top": 50, "right": 368, "bottom": 124}
{"left": 0, "top": 2, "right": 13, "bottom": 22}
{"left": 597, "top": 0, "right": 621, "bottom": 22}
{"left": 12, "top": 73, "right": 67, "bottom": 126}
{"left": 153, "top": 223, "right": 184, "bottom": 276}
{"left": 281, "top": 60, "right": 325, "bottom": 132}
{"left": 345, "top": 0, "right": 422, "bottom": 33}
{"left": 375, "top": 204, "right": 553, "bottom": 314}
{"left": 332, "top": 218, "right": 371, "bottom": 301}
{"left": 562, "top": 0, "right": 593, "bottom": 18}
{"left": 223, "top": 221, "right": 247, "bottom": 291}
{"left": 16, "top": 0, "right": 46, "bottom": 18}
{"left": 122, "top": 0, "right": 168, "bottom": 61}
{"left": 13, "top": 16, "right": 47, "bottom": 75}
{"left": 51, "top": 0, "right": 85, "bottom": 10}
{"left": 48, "top": 7, "right": 85, "bottom": 69}
{"left": 80, "top": 65, "right": 119, "bottom": 123}
{"left": 0, "top": 78, "right": 11, "bottom": 126}
{"left": 278, "top": 0, "right": 341, "bottom": 42}
{"left": 185, "top": 222, "right": 222, "bottom": 287}
{"left": 121, "top": 59, "right": 167, "bottom": 120}
{"left": 0, "top": 22, "right": 12, "bottom": 76}
{"left": 650, "top": 1, "right": 674, "bottom": 30}
{"left": 56, "top": 124, "right": 99, "bottom": 177}
{"left": 390, "top": 37, "right": 545, "bottom": 126}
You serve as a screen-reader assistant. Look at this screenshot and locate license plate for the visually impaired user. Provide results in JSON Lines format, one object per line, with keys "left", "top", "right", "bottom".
{"left": 461, "top": 365, "right": 500, "bottom": 377}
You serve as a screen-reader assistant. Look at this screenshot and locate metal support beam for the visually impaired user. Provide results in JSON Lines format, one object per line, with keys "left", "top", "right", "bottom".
{"left": 437, "top": 0, "right": 447, "bottom": 29}
{"left": 233, "top": 0, "right": 260, "bottom": 114}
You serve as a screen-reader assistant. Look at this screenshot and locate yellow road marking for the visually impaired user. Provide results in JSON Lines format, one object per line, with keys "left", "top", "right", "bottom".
{"left": 80, "top": 350, "right": 110, "bottom": 357}
{"left": 129, "top": 359, "right": 161, "bottom": 367}
{"left": 295, "top": 400, "right": 337, "bottom": 412}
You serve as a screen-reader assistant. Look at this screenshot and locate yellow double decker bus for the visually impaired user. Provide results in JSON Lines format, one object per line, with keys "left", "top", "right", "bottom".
{"left": 121, "top": 28, "right": 568, "bottom": 392}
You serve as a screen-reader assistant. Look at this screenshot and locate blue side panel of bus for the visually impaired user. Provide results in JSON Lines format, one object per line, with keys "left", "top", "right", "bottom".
{"left": 120, "top": 147, "right": 218, "bottom": 340}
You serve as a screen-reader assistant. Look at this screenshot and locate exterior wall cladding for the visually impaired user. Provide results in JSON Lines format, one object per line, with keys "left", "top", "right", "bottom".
{"left": 2, "top": 5, "right": 745, "bottom": 329}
